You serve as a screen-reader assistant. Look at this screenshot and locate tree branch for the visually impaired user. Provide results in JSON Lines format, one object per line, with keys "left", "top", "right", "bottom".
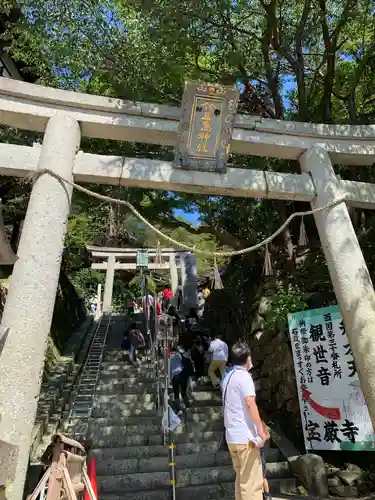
{"left": 295, "top": 0, "right": 311, "bottom": 120}
{"left": 260, "top": 0, "right": 284, "bottom": 118}
{"left": 332, "top": 0, "right": 358, "bottom": 44}
{"left": 317, "top": 0, "right": 359, "bottom": 122}
{"left": 159, "top": 214, "right": 247, "bottom": 250}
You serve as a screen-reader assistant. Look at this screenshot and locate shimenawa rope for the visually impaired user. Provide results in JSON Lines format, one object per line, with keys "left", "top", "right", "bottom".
{"left": 31, "top": 168, "right": 347, "bottom": 258}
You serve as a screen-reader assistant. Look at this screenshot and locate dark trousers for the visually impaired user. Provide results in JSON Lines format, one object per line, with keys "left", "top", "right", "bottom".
{"left": 129, "top": 344, "right": 137, "bottom": 366}
{"left": 194, "top": 360, "right": 205, "bottom": 379}
{"left": 172, "top": 370, "right": 189, "bottom": 402}
{"left": 191, "top": 350, "right": 205, "bottom": 379}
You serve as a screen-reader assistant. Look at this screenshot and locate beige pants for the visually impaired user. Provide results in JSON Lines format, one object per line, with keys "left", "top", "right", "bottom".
{"left": 208, "top": 359, "right": 226, "bottom": 385}
{"left": 228, "top": 443, "right": 263, "bottom": 500}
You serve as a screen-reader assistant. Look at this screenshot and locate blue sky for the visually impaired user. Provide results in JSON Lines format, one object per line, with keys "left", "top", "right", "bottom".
{"left": 173, "top": 208, "right": 200, "bottom": 226}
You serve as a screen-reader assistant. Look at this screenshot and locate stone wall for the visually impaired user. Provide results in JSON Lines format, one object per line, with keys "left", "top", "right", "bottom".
{"left": 249, "top": 277, "right": 302, "bottom": 443}
{"left": 0, "top": 269, "right": 87, "bottom": 377}
{"left": 45, "top": 270, "right": 87, "bottom": 377}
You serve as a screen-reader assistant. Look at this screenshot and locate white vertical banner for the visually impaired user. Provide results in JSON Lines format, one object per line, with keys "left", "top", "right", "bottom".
{"left": 180, "top": 252, "right": 198, "bottom": 314}
{"left": 288, "top": 305, "right": 374, "bottom": 451}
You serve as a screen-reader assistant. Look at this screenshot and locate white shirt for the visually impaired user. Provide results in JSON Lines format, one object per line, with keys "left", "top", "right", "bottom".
{"left": 209, "top": 338, "right": 228, "bottom": 361}
{"left": 222, "top": 366, "right": 259, "bottom": 444}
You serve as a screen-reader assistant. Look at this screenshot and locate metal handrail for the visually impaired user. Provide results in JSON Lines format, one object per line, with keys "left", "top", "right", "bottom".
{"left": 154, "top": 312, "right": 176, "bottom": 500}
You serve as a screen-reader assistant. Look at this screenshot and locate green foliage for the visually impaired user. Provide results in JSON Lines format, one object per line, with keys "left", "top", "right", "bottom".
{"left": 70, "top": 268, "right": 104, "bottom": 304}
{"left": 3, "top": 0, "right": 375, "bottom": 306}
{"left": 264, "top": 283, "right": 307, "bottom": 331}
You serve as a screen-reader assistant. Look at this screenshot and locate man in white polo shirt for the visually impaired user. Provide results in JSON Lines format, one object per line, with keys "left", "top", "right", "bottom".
{"left": 208, "top": 333, "right": 228, "bottom": 387}
{"left": 222, "top": 341, "right": 267, "bottom": 500}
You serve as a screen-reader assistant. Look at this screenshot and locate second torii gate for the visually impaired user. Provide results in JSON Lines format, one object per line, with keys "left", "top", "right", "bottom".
{"left": 87, "top": 246, "right": 198, "bottom": 313}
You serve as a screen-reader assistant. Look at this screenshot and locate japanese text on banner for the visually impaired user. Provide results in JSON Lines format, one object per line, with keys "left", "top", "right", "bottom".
{"left": 288, "top": 306, "right": 374, "bottom": 451}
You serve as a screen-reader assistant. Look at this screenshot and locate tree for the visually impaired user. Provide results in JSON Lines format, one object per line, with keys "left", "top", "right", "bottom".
{"left": 4, "top": 0, "right": 375, "bottom": 283}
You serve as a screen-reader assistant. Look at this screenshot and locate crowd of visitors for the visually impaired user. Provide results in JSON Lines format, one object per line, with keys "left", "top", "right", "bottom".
{"left": 120, "top": 283, "right": 271, "bottom": 500}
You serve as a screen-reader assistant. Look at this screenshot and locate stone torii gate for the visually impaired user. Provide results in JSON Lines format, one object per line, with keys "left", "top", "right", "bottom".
{"left": 87, "top": 246, "right": 198, "bottom": 313}
{"left": 0, "top": 78, "right": 375, "bottom": 498}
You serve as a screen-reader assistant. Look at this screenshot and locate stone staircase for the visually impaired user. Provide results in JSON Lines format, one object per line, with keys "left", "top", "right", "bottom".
{"left": 87, "top": 319, "right": 299, "bottom": 500}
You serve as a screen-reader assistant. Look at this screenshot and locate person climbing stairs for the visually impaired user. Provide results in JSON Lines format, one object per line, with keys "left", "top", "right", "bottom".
{"left": 84, "top": 317, "right": 298, "bottom": 499}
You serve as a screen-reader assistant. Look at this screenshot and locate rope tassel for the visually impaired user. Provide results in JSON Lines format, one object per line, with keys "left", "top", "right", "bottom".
{"left": 213, "top": 257, "right": 224, "bottom": 290}
{"left": 298, "top": 217, "right": 309, "bottom": 247}
{"left": 263, "top": 244, "right": 273, "bottom": 276}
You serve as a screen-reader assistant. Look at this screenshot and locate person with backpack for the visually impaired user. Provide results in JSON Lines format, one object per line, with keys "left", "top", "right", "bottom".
{"left": 169, "top": 345, "right": 194, "bottom": 413}
{"left": 190, "top": 336, "right": 205, "bottom": 385}
{"left": 127, "top": 322, "right": 145, "bottom": 367}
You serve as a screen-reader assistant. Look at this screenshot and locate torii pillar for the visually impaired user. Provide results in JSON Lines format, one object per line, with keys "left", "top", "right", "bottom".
{"left": 180, "top": 252, "right": 198, "bottom": 315}
{"left": 0, "top": 113, "right": 80, "bottom": 500}
{"left": 102, "top": 255, "right": 115, "bottom": 312}
{"left": 300, "top": 146, "right": 375, "bottom": 429}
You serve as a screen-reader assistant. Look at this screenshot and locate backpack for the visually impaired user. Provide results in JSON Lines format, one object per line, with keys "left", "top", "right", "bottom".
{"left": 181, "top": 353, "right": 194, "bottom": 377}
{"left": 121, "top": 335, "right": 130, "bottom": 350}
{"left": 129, "top": 329, "right": 145, "bottom": 348}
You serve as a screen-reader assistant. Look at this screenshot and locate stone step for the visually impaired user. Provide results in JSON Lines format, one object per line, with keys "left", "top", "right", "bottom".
{"left": 100, "top": 488, "right": 170, "bottom": 500}
{"left": 98, "top": 371, "right": 156, "bottom": 382}
{"left": 91, "top": 406, "right": 158, "bottom": 419}
{"left": 177, "top": 464, "right": 235, "bottom": 487}
{"left": 176, "top": 463, "right": 290, "bottom": 485}
{"left": 184, "top": 399, "right": 222, "bottom": 408}
{"left": 92, "top": 398, "right": 221, "bottom": 415}
{"left": 94, "top": 382, "right": 220, "bottom": 400}
{"left": 186, "top": 406, "right": 223, "bottom": 416}
{"left": 97, "top": 471, "right": 169, "bottom": 493}
{"left": 221, "top": 477, "right": 300, "bottom": 496}
{"left": 96, "top": 393, "right": 155, "bottom": 404}
{"left": 91, "top": 445, "right": 168, "bottom": 460}
{"left": 101, "top": 352, "right": 155, "bottom": 362}
{"left": 97, "top": 467, "right": 234, "bottom": 493}
{"left": 91, "top": 441, "right": 222, "bottom": 460}
{"left": 90, "top": 417, "right": 223, "bottom": 433}
{"left": 183, "top": 406, "right": 224, "bottom": 426}
{"left": 93, "top": 400, "right": 157, "bottom": 414}
{"left": 90, "top": 415, "right": 162, "bottom": 427}
{"left": 88, "top": 423, "right": 162, "bottom": 436}
{"left": 99, "top": 463, "right": 290, "bottom": 490}
{"left": 88, "top": 429, "right": 223, "bottom": 447}
{"left": 95, "top": 451, "right": 230, "bottom": 476}
{"left": 99, "top": 362, "right": 152, "bottom": 372}
{"left": 180, "top": 420, "right": 223, "bottom": 432}
{"left": 190, "top": 391, "right": 221, "bottom": 403}
{"left": 190, "top": 383, "right": 220, "bottom": 392}
{"left": 96, "top": 379, "right": 155, "bottom": 393}
{"left": 185, "top": 409, "right": 223, "bottom": 421}
{"left": 98, "top": 477, "right": 299, "bottom": 500}
{"left": 95, "top": 451, "right": 289, "bottom": 477}
{"left": 220, "top": 477, "right": 298, "bottom": 500}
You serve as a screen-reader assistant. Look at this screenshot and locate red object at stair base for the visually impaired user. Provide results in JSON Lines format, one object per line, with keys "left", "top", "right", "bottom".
{"left": 85, "top": 457, "right": 98, "bottom": 500}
